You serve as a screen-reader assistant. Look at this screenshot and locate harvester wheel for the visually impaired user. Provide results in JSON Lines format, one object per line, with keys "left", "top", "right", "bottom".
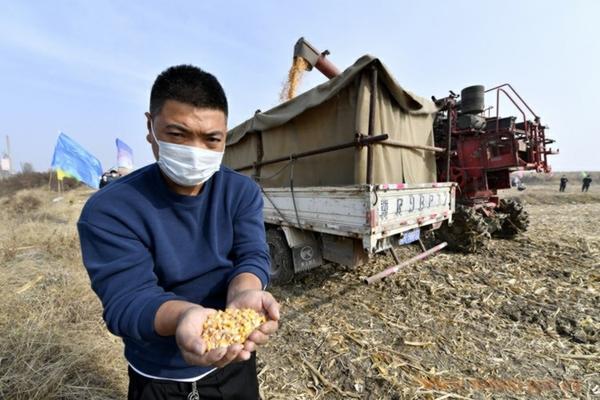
{"left": 266, "top": 228, "right": 294, "bottom": 285}
{"left": 436, "top": 204, "right": 491, "bottom": 253}
{"left": 496, "top": 198, "right": 529, "bottom": 238}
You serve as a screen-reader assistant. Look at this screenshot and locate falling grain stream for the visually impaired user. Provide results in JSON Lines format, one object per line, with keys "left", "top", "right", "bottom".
{"left": 280, "top": 56, "right": 309, "bottom": 102}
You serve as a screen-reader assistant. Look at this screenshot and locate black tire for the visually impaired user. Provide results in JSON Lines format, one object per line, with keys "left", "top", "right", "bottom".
{"left": 436, "top": 204, "right": 491, "bottom": 253}
{"left": 496, "top": 198, "right": 529, "bottom": 238}
{"left": 266, "top": 228, "right": 294, "bottom": 285}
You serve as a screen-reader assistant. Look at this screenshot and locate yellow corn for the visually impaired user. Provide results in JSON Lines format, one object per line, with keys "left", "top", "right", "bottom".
{"left": 201, "top": 308, "right": 266, "bottom": 351}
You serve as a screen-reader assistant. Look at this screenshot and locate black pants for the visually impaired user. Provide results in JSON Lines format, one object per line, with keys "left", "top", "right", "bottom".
{"left": 128, "top": 354, "right": 259, "bottom": 400}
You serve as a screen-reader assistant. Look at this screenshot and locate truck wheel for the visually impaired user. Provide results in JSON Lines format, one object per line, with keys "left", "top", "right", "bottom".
{"left": 496, "top": 198, "right": 529, "bottom": 237}
{"left": 266, "top": 228, "right": 294, "bottom": 285}
{"left": 436, "top": 204, "right": 491, "bottom": 253}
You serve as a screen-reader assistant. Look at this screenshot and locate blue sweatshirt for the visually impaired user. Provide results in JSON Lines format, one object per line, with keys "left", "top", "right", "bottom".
{"left": 77, "top": 163, "right": 270, "bottom": 380}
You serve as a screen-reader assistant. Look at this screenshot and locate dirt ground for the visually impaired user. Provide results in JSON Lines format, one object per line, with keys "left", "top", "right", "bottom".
{"left": 0, "top": 180, "right": 598, "bottom": 399}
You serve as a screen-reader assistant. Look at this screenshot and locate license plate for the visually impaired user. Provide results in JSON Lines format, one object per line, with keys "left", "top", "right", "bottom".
{"left": 399, "top": 228, "right": 420, "bottom": 245}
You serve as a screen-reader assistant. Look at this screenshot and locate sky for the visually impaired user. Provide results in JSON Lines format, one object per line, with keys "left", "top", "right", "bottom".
{"left": 0, "top": 0, "right": 598, "bottom": 173}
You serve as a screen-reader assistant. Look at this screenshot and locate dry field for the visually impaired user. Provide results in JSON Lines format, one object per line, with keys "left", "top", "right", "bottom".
{"left": 0, "top": 178, "right": 598, "bottom": 399}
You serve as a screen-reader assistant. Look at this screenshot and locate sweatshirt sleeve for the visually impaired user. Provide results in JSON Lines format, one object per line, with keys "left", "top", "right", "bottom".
{"left": 227, "top": 181, "right": 271, "bottom": 288}
{"left": 77, "top": 218, "right": 185, "bottom": 342}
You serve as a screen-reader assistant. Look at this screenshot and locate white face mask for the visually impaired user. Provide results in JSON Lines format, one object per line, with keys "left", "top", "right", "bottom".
{"left": 150, "top": 121, "right": 224, "bottom": 187}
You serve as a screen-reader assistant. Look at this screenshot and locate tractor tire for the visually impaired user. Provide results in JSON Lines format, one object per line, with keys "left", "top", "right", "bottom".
{"left": 266, "top": 228, "right": 294, "bottom": 285}
{"left": 436, "top": 204, "right": 491, "bottom": 253}
{"left": 495, "top": 198, "right": 529, "bottom": 238}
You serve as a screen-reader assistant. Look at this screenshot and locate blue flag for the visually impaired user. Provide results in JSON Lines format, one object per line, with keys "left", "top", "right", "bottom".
{"left": 51, "top": 132, "right": 103, "bottom": 189}
{"left": 116, "top": 138, "right": 134, "bottom": 170}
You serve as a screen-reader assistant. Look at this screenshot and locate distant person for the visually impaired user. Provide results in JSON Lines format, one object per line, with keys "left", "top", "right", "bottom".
{"left": 511, "top": 176, "right": 520, "bottom": 187}
{"left": 559, "top": 175, "right": 568, "bottom": 192}
{"left": 582, "top": 175, "right": 592, "bottom": 192}
{"left": 99, "top": 168, "right": 120, "bottom": 189}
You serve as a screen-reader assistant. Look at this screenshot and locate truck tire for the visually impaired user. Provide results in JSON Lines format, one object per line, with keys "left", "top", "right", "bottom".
{"left": 266, "top": 228, "right": 294, "bottom": 285}
{"left": 436, "top": 204, "right": 491, "bottom": 252}
{"left": 496, "top": 198, "right": 529, "bottom": 237}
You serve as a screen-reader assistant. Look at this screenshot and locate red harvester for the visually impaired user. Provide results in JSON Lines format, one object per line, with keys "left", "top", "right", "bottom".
{"left": 430, "top": 84, "right": 557, "bottom": 250}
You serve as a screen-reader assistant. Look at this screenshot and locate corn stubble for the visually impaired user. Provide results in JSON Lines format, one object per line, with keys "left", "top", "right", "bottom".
{"left": 2, "top": 171, "right": 599, "bottom": 399}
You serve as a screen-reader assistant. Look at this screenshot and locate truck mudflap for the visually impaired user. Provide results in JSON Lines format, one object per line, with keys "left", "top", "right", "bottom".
{"left": 280, "top": 226, "right": 323, "bottom": 273}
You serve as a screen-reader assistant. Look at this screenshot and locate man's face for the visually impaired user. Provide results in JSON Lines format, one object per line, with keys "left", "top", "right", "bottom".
{"left": 145, "top": 99, "right": 227, "bottom": 160}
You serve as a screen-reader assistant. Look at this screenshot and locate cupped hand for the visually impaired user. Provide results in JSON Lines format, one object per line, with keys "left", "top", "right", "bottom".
{"left": 227, "top": 289, "right": 280, "bottom": 360}
{"left": 175, "top": 306, "right": 246, "bottom": 368}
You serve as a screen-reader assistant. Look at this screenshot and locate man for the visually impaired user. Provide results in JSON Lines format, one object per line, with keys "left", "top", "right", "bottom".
{"left": 582, "top": 174, "right": 592, "bottom": 192}
{"left": 559, "top": 175, "right": 568, "bottom": 192}
{"left": 78, "top": 65, "right": 279, "bottom": 400}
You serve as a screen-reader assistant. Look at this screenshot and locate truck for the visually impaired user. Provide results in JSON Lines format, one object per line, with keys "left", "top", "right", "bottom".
{"left": 224, "top": 40, "right": 455, "bottom": 284}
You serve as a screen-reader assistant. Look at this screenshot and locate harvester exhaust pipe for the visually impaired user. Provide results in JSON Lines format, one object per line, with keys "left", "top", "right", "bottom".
{"left": 293, "top": 37, "right": 341, "bottom": 79}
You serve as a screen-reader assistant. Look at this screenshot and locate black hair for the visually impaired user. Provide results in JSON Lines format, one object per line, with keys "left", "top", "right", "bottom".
{"left": 149, "top": 65, "right": 228, "bottom": 117}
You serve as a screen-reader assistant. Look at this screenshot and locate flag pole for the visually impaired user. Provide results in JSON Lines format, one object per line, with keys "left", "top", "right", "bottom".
{"left": 48, "top": 169, "right": 54, "bottom": 190}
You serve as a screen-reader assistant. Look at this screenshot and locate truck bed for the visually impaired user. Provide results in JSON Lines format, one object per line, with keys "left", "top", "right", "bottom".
{"left": 261, "top": 183, "right": 456, "bottom": 253}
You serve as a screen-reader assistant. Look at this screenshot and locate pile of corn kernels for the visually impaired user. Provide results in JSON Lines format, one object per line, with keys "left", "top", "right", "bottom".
{"left": 201, "top": 308, "right": 266, "bottom": 351}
